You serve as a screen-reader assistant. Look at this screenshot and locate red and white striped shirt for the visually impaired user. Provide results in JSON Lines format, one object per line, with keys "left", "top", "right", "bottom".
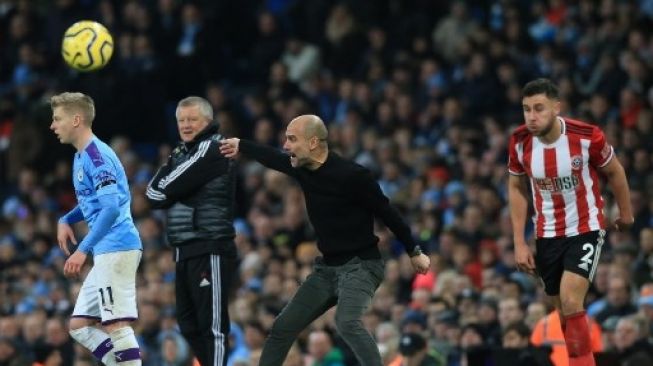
{"left": 508, "top": 117, "right": 613, "bottom": 238}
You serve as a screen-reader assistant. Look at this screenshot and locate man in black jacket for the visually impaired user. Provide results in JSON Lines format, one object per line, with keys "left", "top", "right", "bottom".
{"left": 146, "top": 96, "right": 236, "bottom": 366}
{"left": 220, "top": 114, "right": 430, "bottom": 366}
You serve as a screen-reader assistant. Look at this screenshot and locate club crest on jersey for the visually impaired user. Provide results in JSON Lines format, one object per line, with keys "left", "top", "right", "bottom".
{"left": 571, "top": 155, "right": 583, "bottom": 170}
{"left": 77, "top": 169, "right": 84, "bottom": 181}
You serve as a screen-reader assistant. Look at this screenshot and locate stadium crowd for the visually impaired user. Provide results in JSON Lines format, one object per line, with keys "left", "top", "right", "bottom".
{"left": 1, "top": 0, "right": 653, "bottom": 365}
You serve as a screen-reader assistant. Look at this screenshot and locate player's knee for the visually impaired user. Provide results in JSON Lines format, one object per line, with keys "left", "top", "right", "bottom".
{"left": 69, "top": 317, "right": 95, "bottom": 331}
{"left": 108, "top": 326, "right": 135, "bottom": 339}
{"left": 69, "top": 326, "right": 91, "bottom": 342}
{"left": 103, "top": 320, "right": 131, "bottom": 334}
{"left": 560, "top": 296, "right": 584, "bottom": 315}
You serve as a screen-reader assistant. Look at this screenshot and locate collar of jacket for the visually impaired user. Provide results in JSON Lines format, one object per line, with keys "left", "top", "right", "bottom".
{"left": 181, "top": 122, "right": 220, "bottom": 150}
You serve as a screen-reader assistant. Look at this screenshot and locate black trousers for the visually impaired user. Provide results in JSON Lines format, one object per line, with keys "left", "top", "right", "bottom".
{"left": 259, "top": 256, "right": 385, "bottom": 366}
{"left": 176, "top": 254, "right": 235, "bottom": 366}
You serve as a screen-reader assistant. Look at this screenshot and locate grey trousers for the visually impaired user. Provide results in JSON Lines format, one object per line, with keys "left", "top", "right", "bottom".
{"left": 259, "top": 256, "right": 385, "bottom": 366}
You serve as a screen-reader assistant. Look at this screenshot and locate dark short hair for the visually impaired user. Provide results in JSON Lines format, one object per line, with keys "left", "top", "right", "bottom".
{"left": 502, "top": 321, "right": 531, "bottom": 339}
{"left": 399, "top": 333, "right": 426, "bottom": 356}
{"left": 522, "top": 78, "right": 560, "bottom": 100}
{"left": 33, "top": 342, "right": 58, "bottom": 363}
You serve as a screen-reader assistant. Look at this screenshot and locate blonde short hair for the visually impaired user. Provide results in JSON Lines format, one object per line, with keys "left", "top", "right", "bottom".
{"left": 50, "top": 92, "right": 96, "bottom": 126}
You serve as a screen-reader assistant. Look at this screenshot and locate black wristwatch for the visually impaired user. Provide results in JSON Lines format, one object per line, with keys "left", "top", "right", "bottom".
{"left": 409, "top": 246, "right": 423, "bottom": 257}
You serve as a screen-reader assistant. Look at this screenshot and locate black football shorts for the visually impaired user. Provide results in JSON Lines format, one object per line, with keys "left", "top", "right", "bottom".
{"left": 534, "top": 230, "right": 606, "bottom": 296}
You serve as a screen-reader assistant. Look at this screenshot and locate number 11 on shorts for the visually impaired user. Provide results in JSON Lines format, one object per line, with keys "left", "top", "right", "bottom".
{"left": 99, "top": 286, "right": 114, "bottom": 306}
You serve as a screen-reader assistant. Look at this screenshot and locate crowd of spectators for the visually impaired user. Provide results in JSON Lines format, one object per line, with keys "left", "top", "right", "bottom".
{"left": 2, "top": 0, "right": 653, "bottom": 365}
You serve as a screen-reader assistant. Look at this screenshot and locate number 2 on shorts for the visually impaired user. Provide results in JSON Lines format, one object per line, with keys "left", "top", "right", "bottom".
{"left": 578, "top": 243, "right": 594, "bottom": 272}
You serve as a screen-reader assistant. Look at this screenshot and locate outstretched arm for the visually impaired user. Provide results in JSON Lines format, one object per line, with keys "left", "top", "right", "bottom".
{"left": 220, "top": 138, "right": 295, "bottom": 176}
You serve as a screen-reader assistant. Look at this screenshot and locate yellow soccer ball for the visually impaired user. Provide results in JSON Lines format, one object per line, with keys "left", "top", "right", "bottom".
{"left": 61, "top": 21, "right": 114, "bottom": 72}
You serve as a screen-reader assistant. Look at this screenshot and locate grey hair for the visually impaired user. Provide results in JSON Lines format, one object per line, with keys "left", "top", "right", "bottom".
{"left": 50, "top": 92, "right": 96, "bottom": 126}
{"left": 176, "top": 96, "right": 213, "bottom": 121}
{"left": 303, "top": 115, "right": 328, "bottom": 143}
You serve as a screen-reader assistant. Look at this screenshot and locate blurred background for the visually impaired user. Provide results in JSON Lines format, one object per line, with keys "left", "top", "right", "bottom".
{"left": 1, "top": 0, "right": 653, "bottom": 365}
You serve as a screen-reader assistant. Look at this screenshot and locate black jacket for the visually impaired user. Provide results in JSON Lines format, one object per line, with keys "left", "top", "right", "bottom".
{"left": 146, "top": 123, "right": 236, "bottom": 261}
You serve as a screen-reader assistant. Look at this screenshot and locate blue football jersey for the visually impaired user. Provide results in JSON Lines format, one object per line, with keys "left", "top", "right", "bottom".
{"left": 72, "top": 136, "right": 141, "bottom": 255}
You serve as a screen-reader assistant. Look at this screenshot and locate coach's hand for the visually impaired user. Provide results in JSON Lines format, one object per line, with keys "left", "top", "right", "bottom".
{"left": 410, "top": 253, "right": 431, "bottom": 275}
{"left": 612, "top": 216, "right": 634, "bottom": 232}
{"left": 57, "top": 222, "right": 77, "bottom": 256}
{"left": 64, "top": 250, "right": 87, "bottom": 278}
{"left": 514, "top": 241, "right": 536, "bottom": 275}
{"left": 219, "top": 138, "right": 241, "bottom": 158}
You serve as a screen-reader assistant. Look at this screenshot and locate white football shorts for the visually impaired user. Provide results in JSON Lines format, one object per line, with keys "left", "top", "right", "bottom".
{"left": 72, "top": 249, "right": 142, "bottom": 325}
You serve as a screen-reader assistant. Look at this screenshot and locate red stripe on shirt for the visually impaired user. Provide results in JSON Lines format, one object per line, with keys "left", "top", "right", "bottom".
{"left": 544, "top": 148, "right": 567, "bottom": 236}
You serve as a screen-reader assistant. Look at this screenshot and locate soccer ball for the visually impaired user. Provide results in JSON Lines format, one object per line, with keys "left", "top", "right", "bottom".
{"left": 61, "top": 21, "right": 113, "bottom": 72}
